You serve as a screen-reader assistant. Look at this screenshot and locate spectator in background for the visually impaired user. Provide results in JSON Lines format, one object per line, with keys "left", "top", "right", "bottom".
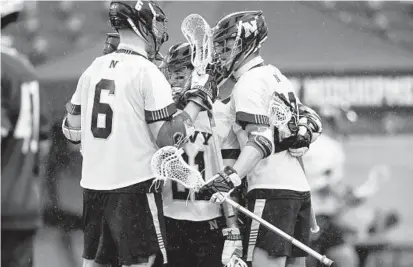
{"left": 303, "top": 104, "right": 398, "bottom": 267}
{"left": 1, "top": 1, "right": 52, "bottom": 266}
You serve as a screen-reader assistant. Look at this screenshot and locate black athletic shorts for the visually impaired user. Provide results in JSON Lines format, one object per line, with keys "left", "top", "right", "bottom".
{"left": 153, "top": 216, "right": 226, "bottom": 267}
{"left": 244, "top": 189, "right": 311, "bottom": 260}
{"left": 1, "top": 230, "right": 36, "bottom": 267}
{"left": 82, "top": 179, "right": 167, "bottom": 266}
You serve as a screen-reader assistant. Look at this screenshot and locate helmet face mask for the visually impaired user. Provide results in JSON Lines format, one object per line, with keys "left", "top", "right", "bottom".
{"left": 161, "top": 42, "right": 194, "bottom": 106}
{"left": 213, "top": 37, "right": 243, "bottom": 78}
{"left": 168, "top": 67, "right": 192, "bottom": 88}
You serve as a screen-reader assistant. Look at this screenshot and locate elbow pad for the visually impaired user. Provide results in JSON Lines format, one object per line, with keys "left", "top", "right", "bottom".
{"left": 156, "top": 111, "right": 193, "bottom": 148}
{"left": 246, "top": 126, "right": 274, "bottom": 159}
{"left": 62, "top": 116, "right": 81, "bottom": 144}
{"left": 298, "top": 104, "right": 322, "bottom": 143}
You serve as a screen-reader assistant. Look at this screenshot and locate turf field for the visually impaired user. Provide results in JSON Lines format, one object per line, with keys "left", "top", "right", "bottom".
{"left": 33, "top": 135, "right": 413, "bottom": 267}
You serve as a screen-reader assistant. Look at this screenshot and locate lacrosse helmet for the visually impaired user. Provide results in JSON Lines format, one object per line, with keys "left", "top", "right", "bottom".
{"left": 109, "top": 1, "right": 169, "bottom": 59}
{"left": 212, "top": 11, "right": 268, "bottom": 79}
{"left": 160, "top": 42, "right": 193, "bottom": 105}
{"left": 1, "top": 0, "right": 24, "bottom": 29}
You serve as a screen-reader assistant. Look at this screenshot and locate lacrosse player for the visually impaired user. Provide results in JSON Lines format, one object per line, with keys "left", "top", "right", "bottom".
{"left": 61, "top": 1, "right": 217, "bottom": 266}
{"left": 153, "top": 42, "right": 244, "bottom": 267}
{"left": 1, "top": 2, "right": 52, "bottom": 267}
{"left": 197, "top": 11, "right": 322, "bottom": 267}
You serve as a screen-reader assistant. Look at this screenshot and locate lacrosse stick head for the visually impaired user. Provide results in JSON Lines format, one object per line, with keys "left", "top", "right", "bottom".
{"left": 181, "top": 14, "right": 213, "bottom": 75}
{"left": 151, "top": 146, "right": 205, "bottom": 192}
{"left": 268, "top": 92, "right": 295, "bottom": 128}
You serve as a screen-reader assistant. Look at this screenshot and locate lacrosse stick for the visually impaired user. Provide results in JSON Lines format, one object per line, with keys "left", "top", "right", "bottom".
{"left": 270, "top": 93, "right": 320, "bottom": 233}
{"left": 181, "top": 13, "right": 226, "bottom": 205}
{"left": 181, "top": 14, "right": 213, "bottom": 75}
{"left": 151, "top": 146, "right": 334, "bottom": 266}
{"left": 182, "top": 13, "right": 243, "bottom": 262}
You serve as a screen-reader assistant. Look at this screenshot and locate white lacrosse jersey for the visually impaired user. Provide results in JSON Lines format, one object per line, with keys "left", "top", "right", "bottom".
{"left": 231, "top": 56, "right": 310, "bottom": 192}
{"left": 70, "top": 44, "right": 176, "bottom": 190}
{"left": 162, "top": 100, "right": 240, "bottom": 221}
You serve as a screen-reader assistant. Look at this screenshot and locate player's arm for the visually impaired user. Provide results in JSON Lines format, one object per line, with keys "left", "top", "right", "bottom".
{"left": 221, "top": 138, "right": 242, "bottom": 228}
{"left": 231, "top": 78, "right": 274, "bottom": 179}
{"left": 62, "top": 71, "right": 85, "bottom": 144}
{"left": 145, "top": 69, "right": 215, "bottom": 147}
{"left": 203, "top": 79, "right": 273, "bottom": 195}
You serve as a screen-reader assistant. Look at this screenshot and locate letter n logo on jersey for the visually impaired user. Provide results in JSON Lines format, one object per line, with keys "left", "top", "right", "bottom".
{"left": 242, "top": 20, "right": 257, "bottom": 38}
{"left": 208, "top": 219, "right": 219, "bottom": 230}
{"left": 109, "top": 60, "right": 119, "bottom": 68}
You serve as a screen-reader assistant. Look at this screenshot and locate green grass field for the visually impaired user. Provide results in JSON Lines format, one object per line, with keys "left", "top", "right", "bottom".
{"left": 32, "top": 135, "right": 413, "bottom": 267}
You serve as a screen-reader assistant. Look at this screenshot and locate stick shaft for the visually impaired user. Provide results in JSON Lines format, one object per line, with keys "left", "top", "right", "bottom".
{"left": 207, "top": 112, "right": 238, "bottom": 220}
{"left": 297, "top": 156, "right": 320, "bottom": 233}
{"left": 208, "top": 112, "right": 225, "bottom": 169}
{"left": 224, "top": 198, "right": 334, "bottom": 266}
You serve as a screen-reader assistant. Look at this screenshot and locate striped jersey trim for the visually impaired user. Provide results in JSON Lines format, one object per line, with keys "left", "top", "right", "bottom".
{"left": 221, "top": 149, "right": 241, "bottom": 160}
{"left": 65, "top": 102, "right": 81, "bottom": 115}
{"left": 246, "top": 199, "right": 266, "bottom": 262}
{"left": 146, "top": 193, "right": 168, "bottom": 264}
{"left": 236, "top": 111, "right": 270, "bottom": 126}
{"left": 145, "top": 103, "right": 177, "bottom": 123}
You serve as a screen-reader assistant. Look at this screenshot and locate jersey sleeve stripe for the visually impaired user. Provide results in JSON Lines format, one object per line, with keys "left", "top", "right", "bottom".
{"left": 221, "top": 149, "right": 241, "bottom": 160}
{"left": 236, "top": 111, "right": 270, "bottom": 126}
{"left": 66, "top": 102, "right": 81, "bottom": 115}
{"left": 145, "top": 103, "right": 177, "bottom": 123}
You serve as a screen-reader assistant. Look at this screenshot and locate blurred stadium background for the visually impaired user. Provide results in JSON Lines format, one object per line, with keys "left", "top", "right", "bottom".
{"left": 2, "top": 1, "right": 413, "bottom": 267}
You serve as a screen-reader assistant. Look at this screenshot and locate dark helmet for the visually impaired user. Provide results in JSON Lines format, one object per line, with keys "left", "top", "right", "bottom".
{"left": 1, "top": 0, "right": 24, "bottom": 29}
{"left": 160, "top": 42, "right": 193, "bottom": 104}
{"left": 109, "top": 1, "right": 169, "bottom": 59}
{"left": 161, "top": 42, "right": 193, "bottom": 77}
{"left": 212, "top": 11, "right": 268, "bottom": 79}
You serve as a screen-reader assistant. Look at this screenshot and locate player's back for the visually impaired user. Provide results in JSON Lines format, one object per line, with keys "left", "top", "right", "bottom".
{"left": 232, "top": 64, "right": 309, "bottom": 192}
{"left": 1, "top": 46, "right": 43, "bottom": 228}
{"left": 79, "top": 50, "right": 165, "bottom": 190}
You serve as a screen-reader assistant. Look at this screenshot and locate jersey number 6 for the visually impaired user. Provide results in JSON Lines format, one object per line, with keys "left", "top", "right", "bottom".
{"left": 91, "top": 79, "right": 115, "bottom": 139}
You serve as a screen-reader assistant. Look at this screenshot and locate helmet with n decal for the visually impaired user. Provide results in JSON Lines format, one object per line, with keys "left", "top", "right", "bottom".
{"left": 212, "top": 11, "right": 268, "bottom": 79}
{"left": 109, "top": 1, "right": 169, "bottom": 60}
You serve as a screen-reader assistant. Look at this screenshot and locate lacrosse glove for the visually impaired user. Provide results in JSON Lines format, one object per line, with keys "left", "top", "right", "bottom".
{"left": 183, "top": 70, "right": 218, "bottom": 111}
{"left": 222, "top": 228, "right": 243, "bottom": 266}
{"left": 201, "top": 166, "right": 241, "bottom": 203}
{"left": 288, "top": 117, "right": 313, "bottom": 157}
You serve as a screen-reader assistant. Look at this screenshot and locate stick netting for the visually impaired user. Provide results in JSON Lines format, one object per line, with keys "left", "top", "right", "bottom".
{"left": 268, "top": 94, "right": 294, "bottom": 127}
{"left": 181, "top": 14, "right": 212, "bottom": 74}
{"left": 151, "top": 146, "right": 205, "bottom": 192}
